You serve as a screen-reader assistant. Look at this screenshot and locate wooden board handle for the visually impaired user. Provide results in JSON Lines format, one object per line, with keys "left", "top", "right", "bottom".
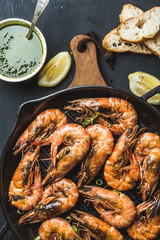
{"left": 69, "top": 35, "right": 107, "bottom": 88}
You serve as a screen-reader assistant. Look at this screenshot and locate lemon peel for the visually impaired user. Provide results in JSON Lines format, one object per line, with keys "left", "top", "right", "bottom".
{"left": 128, "top": 71, "right": 160, "bottom": 105}
{"left": 38, "top": 51, "right": 71, "bottom": 87}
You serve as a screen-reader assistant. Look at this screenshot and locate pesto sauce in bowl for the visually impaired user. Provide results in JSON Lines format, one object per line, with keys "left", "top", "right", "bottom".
{"left": 0, "top": 18, "right": 47, "bottom": 82}
{"left": 0, "top": 25, "right": 42, "bottom": 78}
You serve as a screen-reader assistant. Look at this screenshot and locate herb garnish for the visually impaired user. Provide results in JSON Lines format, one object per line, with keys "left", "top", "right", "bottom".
{"left": 38, "top": 203, "right": 45, "bottom": 209}
{"left": 96, "top": 179, "right": 103, "bottom": 186}
{"left": 113, "top": 189, "right": 122, "bottom": 195}
{"left": 72, "top": 225, "right": 80, "bottom": 234}
{"left": 66, "top": 216, "right": 72, "bottom": 223}
{"left": 17, "top": 209, "right": 24, "bottom": 214}
{"left": 83, "top": 112, "right": 100, "bottom": 126}
{"left": 34, "top": 236, "right": 41, "bottom": 240}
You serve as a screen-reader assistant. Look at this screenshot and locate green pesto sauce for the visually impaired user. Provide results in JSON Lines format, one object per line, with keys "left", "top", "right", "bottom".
{"left": 0, "top": 24, "right": 43, "bottom": 78}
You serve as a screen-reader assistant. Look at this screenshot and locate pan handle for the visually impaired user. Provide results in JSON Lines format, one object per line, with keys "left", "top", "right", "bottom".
{"left": 0, "top": 223, "right": 9, "bottom": 239}
{"left": 141, "top": 85, "right": 160, "bottom": 101}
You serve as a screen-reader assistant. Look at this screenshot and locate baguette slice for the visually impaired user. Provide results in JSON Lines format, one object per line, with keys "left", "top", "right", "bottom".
{"left": 144, "top": 32, "right": 160, "bottom": 58}
{"left": 119, "top": 7, "right": 160, "bottom": 43}
{"left": 120, "top": 4, "right": 160, "bottom": 58}
{"left": 119, "top": 4, "right": 143, "bottom": 23}
{"left": 102, "top": 4, "right": 152, "bottom": 54}
{"left": 102, "top": 28, "right": 152, "bottom": 54}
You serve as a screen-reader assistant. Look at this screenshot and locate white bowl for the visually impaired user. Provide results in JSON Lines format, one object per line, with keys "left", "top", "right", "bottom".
{"left": 0, "top": 18, "right": 47, "bottom": 83}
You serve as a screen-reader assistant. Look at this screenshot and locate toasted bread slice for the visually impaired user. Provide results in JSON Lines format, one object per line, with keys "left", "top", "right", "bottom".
{"left": 102, "top": 28, "right": 151, "bottom": 54}
{"left": 119, "top": 4, "right": 143, "bottom": 23}
{"left": 102, "top": 4, "right": 152, "bottom": 54}
{"left": 120, "top": 4, "right": 160, "bottom": 57}
{"left": 119, "top": 7, "right": 160, "bottom": 43}
{"left": 145, "top": 32, "right": 160, "bottom": 58}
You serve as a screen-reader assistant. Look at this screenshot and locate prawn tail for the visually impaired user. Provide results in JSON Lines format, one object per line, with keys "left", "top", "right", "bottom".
{"left": 32, "top": 162, "right": 42, "bottom": 191}
{"left": 42, "top": 172, "right": 55, "bottom": 186}
{"left": 78, "top": 168, "right": 90, "bottom": 188}
{"left": 42, "top": 169, "right": 61, "bottom": 186}
{"left": 51, "top": 145, "right": 58, "bottom": 167}
{"left": 78, "top": 173, "right": 86, "bottom": 188}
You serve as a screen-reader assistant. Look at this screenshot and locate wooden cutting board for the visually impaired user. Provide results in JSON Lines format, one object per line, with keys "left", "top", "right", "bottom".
{"left": 69, "top": 35, "right": 107, "bottom": 87}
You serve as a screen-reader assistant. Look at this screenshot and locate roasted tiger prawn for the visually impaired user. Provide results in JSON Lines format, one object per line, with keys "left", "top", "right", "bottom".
{"left": 8, "top": 97, "right": 160, "bottom": 240}
{"left": 19, "top": 178, "right": 79, "bottom": 224}
{"left": 65, "top": 97, "right": 138, "bottom": 135}
{"left": 134, "top": 132, "right": 160, "bottom": 200}
{"left": 39, "top": 217, "right": 82, "bottom": 240}
{"left": 80, "top": 186, "right": 136, "bottom": 229}
{"left": 78, "top": 124, "right": 114, "bottom": 188}
{"left": 71, "top": 210, "right": 124, "bottom": 240}
{"left": 42, "top": 123, "right": 90, "bottom": 185}
{"left": 104, "top": 125, "right": 139, "bottom": 191}
{"left": 127, "top": 190, "right": 160, "bottom": 240}
{"left": 9, "top": 146, "right": 43, "bottom": 211}
{"left": 13, "top": 109, "right": 68, "bottom": 155}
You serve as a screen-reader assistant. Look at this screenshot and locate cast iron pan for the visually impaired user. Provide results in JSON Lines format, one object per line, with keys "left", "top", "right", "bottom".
{"left": 0, "top": 35, "right": 160, "bottom": 240}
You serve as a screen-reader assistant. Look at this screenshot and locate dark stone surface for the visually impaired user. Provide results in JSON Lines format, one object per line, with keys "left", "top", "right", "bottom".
{"left": 0, "top": 0, "right": 160, "bottom": 239}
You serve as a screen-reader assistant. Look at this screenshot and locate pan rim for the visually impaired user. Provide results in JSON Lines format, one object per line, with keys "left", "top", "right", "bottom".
{"left": 14, "top": 85, "right": 160, "bottom": 126}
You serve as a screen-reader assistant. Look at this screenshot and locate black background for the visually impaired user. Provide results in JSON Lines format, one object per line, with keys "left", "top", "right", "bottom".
{"left": 0, "top": 0, "right": 160, "bottom": 239}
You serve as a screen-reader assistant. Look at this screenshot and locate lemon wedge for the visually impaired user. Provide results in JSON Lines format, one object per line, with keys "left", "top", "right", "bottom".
{"left": 38, "top": 51, "right": 71, "bottom": 87}
{"left": 128, "top": 71, "right": 160, "bottom": 105}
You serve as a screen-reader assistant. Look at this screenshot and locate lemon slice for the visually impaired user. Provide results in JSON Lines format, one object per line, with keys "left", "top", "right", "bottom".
{"left": 128, "top": 71, "right": 160, "bottom": 105}
{"left": 38, "top": 51, "right": 71, "bottom": 87}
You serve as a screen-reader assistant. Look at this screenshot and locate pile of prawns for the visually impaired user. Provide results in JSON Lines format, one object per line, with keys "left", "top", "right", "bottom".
{"left": 9, "top": 97, "right": 160, "bottom": 240}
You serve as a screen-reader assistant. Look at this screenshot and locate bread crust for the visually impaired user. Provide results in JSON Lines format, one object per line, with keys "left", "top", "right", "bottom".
{"left": 103, "top": 4, "right": 160, "bottom": 57}
{"left": 144, "top": 32, "right": 160, "bottom": 58}
{"left": 119, "top": 6, "right": 160, "bottom": 43}
{"left": 102, "top": 28, "right": 151, "bottom": 54}
{"left": 102, "top": 4, "right": 151, "bottom": 54}
{"left": 119, "top": 4, "right": 143, "bottom": 23}
{"left": 120, "top": 4, "right": 160, "bottom": 57}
